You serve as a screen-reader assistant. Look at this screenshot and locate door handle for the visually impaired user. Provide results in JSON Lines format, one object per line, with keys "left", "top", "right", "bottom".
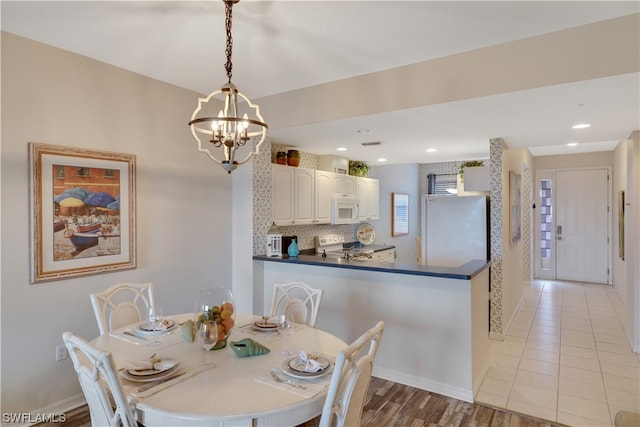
{"left": 557, "top": 225, "right": 562, "bottom": 235}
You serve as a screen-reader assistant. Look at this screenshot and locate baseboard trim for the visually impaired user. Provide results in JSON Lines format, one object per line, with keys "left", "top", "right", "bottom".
{"left": 372, "top": 366, "right": 473, "bottom": 403}
{"left": 17, "top": 393, "right": 87, "bottom": 427}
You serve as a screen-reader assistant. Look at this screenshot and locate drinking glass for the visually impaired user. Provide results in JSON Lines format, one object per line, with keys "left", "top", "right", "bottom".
{"left": 148, "top": 305, "right": 163, "bottom": 346}
{"left": 199, "top": 320, "right": 218, "bottom": 369}
{"left": 276, "top": 313, "right": 295, "bottom": 356}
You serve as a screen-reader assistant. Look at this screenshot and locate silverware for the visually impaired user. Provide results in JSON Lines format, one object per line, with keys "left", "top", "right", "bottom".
{"left": 123, "top": 330, "right": 146, "bottom": 340}
{"left": 270, "top": 370, "right": 305, "bottom": 390}
{"left": 137, "top": 371, "right": 186, "bottom": 392}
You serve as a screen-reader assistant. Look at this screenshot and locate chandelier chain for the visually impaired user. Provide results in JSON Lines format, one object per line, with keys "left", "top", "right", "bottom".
{"left": 224, "top": 1, "right": 233, "bottom": 82}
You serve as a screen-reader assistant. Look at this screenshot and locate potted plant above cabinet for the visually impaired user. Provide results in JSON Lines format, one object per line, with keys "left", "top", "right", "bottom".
{"left": 348, "top": 161, "right": 369, "bottom": 177}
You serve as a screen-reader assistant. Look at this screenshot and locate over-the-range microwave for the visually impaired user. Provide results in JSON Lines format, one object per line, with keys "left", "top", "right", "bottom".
{"left": 331, "top": 195, "right": 359, "bottom": 224}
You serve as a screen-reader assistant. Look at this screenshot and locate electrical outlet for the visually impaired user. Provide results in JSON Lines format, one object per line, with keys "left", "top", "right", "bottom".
{"left": 55, "top": 344, "right": 68, "bottom": 361}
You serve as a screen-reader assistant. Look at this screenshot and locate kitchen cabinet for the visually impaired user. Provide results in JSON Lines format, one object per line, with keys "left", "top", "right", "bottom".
{"left": 314, "top": 170, "right": 333, "bottom": 224}
{"left": 463, "top": 165, "right": 490, "bottom": 192}
{"left": 333, "top": 174, "right": 357, "bottom": 197}
{"left": 294, "top": 168, "right": 315, "bottom": 224}
{"left": 357, "top": 177, "right": 379, "bottom": 221}
{"left": 372, "top": 248, "right": 395, "bottom": 262}
{"left": 272, "top": 165, "right": 332, "bottom": 225}
{"left": 271, "top": 164, "right": 294, "bottom": 225}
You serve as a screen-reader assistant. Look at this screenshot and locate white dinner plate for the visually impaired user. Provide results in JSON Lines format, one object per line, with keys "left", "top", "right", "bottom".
{"left": 137, "top": 319, "right": 176, "bottom": 333}
{"left": 121, "top": 364, "right": 180, "bottom": 382}
{"left": 126, "top": 358, "right": 179, "bottom": 377}
{"left": 281, "top": 357, "right": 333, "bottom": 379}
{"left": 288, "top": 355, "right": 330, "bottom": 373}
{"left": 251, "top": 321, "right": 278, "bottom": 331}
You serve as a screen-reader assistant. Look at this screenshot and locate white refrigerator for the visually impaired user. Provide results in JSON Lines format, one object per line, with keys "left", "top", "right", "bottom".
{"left": 420, "top": 195, "right": 489, "bottom": 267}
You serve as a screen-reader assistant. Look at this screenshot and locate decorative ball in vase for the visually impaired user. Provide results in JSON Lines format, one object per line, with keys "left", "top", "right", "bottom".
{"left": 194, "top": 287, "right": 235, "bottom": 350}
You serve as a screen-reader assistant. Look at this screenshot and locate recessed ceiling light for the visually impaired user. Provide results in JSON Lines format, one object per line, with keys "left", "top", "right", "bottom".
{"left": 336, "top": 147, "right": 347, "bottom": 151}
{"left": 377, "top": 158, "right": 387, "bottom": 162}
{"left": 567, "top": 142, "right": 579, "bottom": 147}
{"left": 356, "top": 129, "right": 371, "bottom": 134}
{"left": 425, "top": 148, "right": 437, "bottom": 153}
{"left": 572, "top": 123, "right": 591, "bottom": 129}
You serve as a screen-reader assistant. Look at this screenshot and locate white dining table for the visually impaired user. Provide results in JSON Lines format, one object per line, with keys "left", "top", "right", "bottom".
{"left": 91, "top": 313, "right": 347, "bottom": 427}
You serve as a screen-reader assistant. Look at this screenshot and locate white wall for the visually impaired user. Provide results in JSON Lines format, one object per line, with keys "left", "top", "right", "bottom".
{"left": 1, "top": 33, "right": 240, "bottom": 413}
{"left": 613, "top": 140, "right": 629, "bottom": 300}
{"left": 499, "top": 148, "right": 533, "bottom": 335}
{"left": 368, "top": 163, "right": 420, "bottom": 264}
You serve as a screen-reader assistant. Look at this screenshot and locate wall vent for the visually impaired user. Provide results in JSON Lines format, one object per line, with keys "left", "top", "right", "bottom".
{"left": 361, "top": 141, "right": 382, "bottom": 146}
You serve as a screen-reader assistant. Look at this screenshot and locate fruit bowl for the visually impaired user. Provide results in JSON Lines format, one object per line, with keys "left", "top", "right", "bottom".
{"left": 194, "top": 287, "right": 235, "bottom": 350}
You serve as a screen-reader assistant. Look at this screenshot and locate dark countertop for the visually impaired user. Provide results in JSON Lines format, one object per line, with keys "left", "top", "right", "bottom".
{"left": 253, "top": 253, "right": 490, "bottom": 280}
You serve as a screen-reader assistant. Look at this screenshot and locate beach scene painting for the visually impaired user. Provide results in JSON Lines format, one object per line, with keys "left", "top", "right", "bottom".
{"left": 30, "top": 143, "right": 136, "bottom": 283}
{"left": 53, "top": 165, "right": 121, "bottom": 260}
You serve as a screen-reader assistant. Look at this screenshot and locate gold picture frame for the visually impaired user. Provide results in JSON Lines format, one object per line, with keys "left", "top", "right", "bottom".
{"left": 392, "top": 192, "right": 409, "bottom": 237}
{"left": 29, "top": 143, "right": 136, "bottom": 283}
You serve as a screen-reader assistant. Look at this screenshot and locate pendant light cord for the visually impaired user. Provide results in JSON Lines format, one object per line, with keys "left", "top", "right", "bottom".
{"left": 224, "top": 1, "right": 234, "bottom": 83}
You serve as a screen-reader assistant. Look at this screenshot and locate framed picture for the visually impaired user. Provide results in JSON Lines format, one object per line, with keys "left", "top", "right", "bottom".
{"left": 392, "top": 192, "right": 409, "bottom": 237}
{"left": 509, "top": 171, "right": 521, "bottom": 244}
{"left": 29, "top": 143, "right": 136, "bottom": 283}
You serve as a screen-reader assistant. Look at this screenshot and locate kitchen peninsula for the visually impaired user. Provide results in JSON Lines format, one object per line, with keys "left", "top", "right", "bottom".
{"left": 252, "top": 254, "right": 491, "bottom": 402}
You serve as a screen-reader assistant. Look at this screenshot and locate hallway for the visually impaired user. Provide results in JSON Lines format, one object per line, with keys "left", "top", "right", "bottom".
{"left": 476, "top": 280, "right": 639, "bottom": 426}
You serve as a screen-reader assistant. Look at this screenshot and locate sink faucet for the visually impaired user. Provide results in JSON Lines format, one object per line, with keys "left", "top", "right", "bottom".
{"left": 344, "top": 247, "right": 354, "bottom": 260}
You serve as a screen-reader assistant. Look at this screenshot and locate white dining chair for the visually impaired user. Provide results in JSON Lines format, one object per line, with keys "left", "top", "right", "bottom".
{"left": 270, "top": 281, "right": 324, "bottom": 327}
{"left": 62, "top": 331, "right": 138, "bottom": 427}
{"left": 90, "top": 282, "right": 155, "bottom": 335}
{"left": 319, "top": 321, "right": 385, "bottom": 427}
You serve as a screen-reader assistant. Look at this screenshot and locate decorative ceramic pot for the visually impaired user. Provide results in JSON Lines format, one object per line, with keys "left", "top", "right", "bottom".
{"left": 287, "top": 150, "right": 300, "bottom": 167}
{"left": 275, "top": 151, "right": 287, "bottom": 165}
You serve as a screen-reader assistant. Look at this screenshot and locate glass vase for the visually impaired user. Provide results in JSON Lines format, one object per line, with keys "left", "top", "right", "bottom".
{"left": 194, "top": 287, "right": 235, "bottom": 350}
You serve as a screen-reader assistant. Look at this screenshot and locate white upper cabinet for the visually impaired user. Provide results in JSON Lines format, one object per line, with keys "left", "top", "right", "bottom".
{"left": 271, "top": 164, "right": 294, "bottom": 225}
{"left": 314, "top": 170, "right": 333, "bottom": 224}
{"left": 334, "top": 174, "right": 357, "bottom": 197}
{"left": 272, "top": 165, "right": 376, "bottom": 225}
{"left": 463, "top": 165, "right": 490, "bottom": 192}
{"left": 294, "top": 168, "right": 315, "bottom": 225}
{"left": 357, "top": 177, "right": 379, "bottom": 221}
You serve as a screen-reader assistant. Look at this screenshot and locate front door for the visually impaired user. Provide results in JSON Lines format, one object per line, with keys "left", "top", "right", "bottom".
{"left": 555, "top": 169, "right": 610, "bottom": 284}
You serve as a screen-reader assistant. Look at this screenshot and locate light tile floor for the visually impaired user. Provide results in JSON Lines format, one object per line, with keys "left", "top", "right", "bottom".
{"left": 476, "top": 280, "right": 640, "bottom": 427}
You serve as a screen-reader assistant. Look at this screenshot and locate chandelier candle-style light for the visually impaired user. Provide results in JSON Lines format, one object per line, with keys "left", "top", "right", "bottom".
{"left": 189, "top": 0, "right": 268, "bottom": 174}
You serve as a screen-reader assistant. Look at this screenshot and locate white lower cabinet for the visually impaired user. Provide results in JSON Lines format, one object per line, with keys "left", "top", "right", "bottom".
{"left": 372, "top": 248, "right": 395, "bottom": 262}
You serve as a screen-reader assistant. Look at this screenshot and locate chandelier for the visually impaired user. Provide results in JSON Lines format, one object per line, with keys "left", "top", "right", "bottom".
{"left": 189, "top": 0, "right": 268, "bottom": 174}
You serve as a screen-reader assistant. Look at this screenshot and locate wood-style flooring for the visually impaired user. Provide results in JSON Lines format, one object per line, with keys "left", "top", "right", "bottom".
{"left": 42, "top": 377, "right": 565, "bottom": 427}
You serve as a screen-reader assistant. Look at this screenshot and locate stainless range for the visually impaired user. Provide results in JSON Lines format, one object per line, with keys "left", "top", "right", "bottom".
{"left": 315, "top": 234, "right": 374, "bottom": 261}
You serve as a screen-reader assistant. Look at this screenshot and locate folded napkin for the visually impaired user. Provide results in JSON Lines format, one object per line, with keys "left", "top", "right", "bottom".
{"left": 298, "top": 351, "right": 323, "bottom": 373}
{"left": 126, "top": 357, "right": 176, "bottom": 372}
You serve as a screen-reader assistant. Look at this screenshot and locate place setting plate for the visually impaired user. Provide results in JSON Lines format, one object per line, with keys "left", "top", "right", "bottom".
{"left": 281, "top": 356, "right": 333, "bottom": 379}
{"left": 121, "top": 358, "right": 180, "bottom": 382}
{"left": 136, "top": 319, "right": 176, "bottom": 333}
{"left": 251, "top": 319, "right": 278, "bottom": 332}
